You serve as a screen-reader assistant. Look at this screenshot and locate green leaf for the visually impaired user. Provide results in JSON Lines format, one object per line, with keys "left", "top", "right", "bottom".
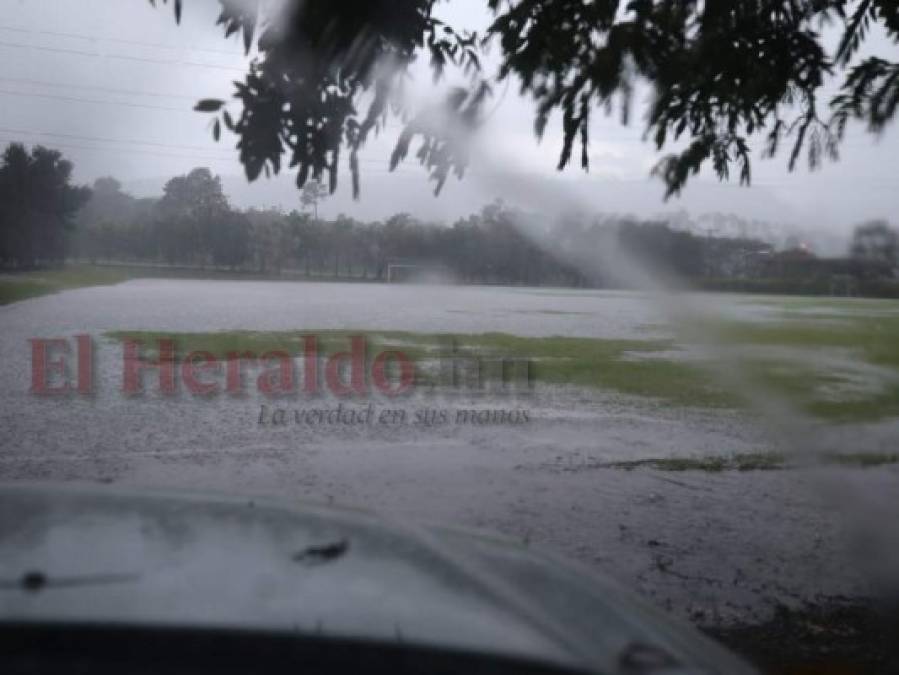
{"left": 194, "top": 99, "right": 225, "bottom": 113}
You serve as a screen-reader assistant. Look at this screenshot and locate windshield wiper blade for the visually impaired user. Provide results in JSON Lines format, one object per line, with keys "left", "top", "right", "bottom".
{"left": 0, "top": 570, "right": 140, "bottom": 592}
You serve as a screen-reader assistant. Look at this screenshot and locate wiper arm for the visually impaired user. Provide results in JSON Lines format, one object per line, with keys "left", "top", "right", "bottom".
{"left": 0, "top": 570, "right": 140, "bottom": 592}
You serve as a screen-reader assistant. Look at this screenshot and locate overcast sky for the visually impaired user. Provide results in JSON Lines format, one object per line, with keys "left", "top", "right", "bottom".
{"left": 1, "top": 0, "right": 897, "bottom": 251}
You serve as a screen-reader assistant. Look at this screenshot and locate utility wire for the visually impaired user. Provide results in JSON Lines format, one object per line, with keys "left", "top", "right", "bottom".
{"left": 0, "top": 39, "right": 246, "bottom": 73}
{"left": 0, "top": 76, "right": 199, "bottom": 101}
{"left": 0, "top": 126, "right": 400, "bottom": 167}
{"left": 0, "top": 133, "right": 235, "bottom": 163}
{"left": 0, "top": 88, "right": 192, "bottom": 113}
{"left": 0, "top": 132, "right": 422, "bottom": 174}
{"left": 0, "top": 23, "right": 243, "bottom": 58}
{"left": 0, "top": 126, "right": 234, "bottom": 154}
{"left": 2, "top": 131, "right": 893, "bottom": 187}
{"left": 0, "top": 81, "right": 880, "bottom": 152}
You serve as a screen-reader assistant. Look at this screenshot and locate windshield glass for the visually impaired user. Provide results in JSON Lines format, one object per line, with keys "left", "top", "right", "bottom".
{"left": 1, "top": 2, "right": 897, "bottom": 674}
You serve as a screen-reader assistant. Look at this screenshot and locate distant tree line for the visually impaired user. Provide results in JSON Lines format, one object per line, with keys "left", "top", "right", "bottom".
{"left": 67, "top": 168, "right": 754, "bottom": 287}
{"left": 3, "top": 144, "right": 897, "bottom": 294}
{"left": 72, "top": 165, "right": 899, "bottom": 291}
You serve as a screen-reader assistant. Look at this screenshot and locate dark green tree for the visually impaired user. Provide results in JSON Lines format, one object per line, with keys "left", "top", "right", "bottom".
{"left": 850, "top": 220, "right": 899, "bottom": 267}
{"left": 0, "top": 143, "right": 91, "bottom": 267}
{"left": 211, "top": 211, "right": 252, "bottom": 269}
{"left": 156, "top": 167, "right": 230, "bottom": 265}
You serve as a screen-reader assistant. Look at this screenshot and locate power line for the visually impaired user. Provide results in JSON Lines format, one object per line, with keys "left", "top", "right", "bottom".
{"left": 3, "top": 130, "right": 892, "bottom": 187}
{"left": 0, "top": 127, "right": 234, "bottom": 154}
{"left": 0, "top": 39, "right": 109, "bottom": 59}
{"left": 0, "top": 132, "right": 423, "bottom": 175}
{"left": 0, "top": 28, "right": 891, "bottom": 153}
{"left": 0, "top": 88, "right": 192, "bottom": 113}
{"left": 0, "top": 133, "right": 236, "bottom": 163}
{"left": 0, "top": 126, "right": 401, "bottom": 167}
{"left": 7, "top": 78, "right": 874, "bottom": 152}
{"left": 0, "top": 39, "right": 246, "bottom": 73}
{"left": 0, "top": 76, "right": 199, "bottom": 101}
{"left": 107, "top": 51, "right": 245, "bottom": 72}
{"left": 0, "top": 24, "right": 244, "bottom": 58}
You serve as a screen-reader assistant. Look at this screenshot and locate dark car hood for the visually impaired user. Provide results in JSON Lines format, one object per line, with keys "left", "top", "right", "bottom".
{"left": 0, "top": 483, "right": 754, "bottom": 674}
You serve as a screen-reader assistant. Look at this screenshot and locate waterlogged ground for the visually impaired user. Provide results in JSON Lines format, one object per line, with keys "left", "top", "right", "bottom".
{"left": 1, "top": 279, "right": 899, "bottom": 643}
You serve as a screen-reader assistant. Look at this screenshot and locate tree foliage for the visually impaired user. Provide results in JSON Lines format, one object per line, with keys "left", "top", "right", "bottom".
{"left": 850, "top": 219, "right": 899, "bottom": 267}
{"left": 74, "top": 167, "right": 252, "bottom": 269}
{"left": 72, "top": 167, "right": 796, "bottom": 288}
{"left": 0, "top": 143, "right": 91, "bottom": 267}
{"left": 300, "top": 180, "right": 329, "bottom": 219}
{"left": 153, "top": 0, "right": 483, "bottom": 198}
{"left": 154, "top": 1, "right": 899, "bottom": 199}
{"left": 157, "top": 167, "right": 235, "bottom": 266}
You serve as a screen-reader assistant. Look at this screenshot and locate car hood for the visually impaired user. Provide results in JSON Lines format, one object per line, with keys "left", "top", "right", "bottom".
{"left": 0, "top": 483, "right": 754, "bottom": 674}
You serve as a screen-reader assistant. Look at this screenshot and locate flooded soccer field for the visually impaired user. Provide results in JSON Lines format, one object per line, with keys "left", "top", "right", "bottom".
{"left": 2, "top": 278, "right": 898, "bottom": 637}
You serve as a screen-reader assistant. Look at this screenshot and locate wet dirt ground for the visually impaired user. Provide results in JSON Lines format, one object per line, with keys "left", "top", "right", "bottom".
{"left": 2, "top": 280, "right": 898, "bottom": 671}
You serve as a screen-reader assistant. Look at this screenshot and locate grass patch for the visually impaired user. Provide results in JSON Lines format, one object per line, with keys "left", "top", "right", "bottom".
{"left": 604, "top": 451, "right": 899, "bottom": 472}
{"left": 607, "top": 452, "right": 787, "bottom": 472}
{"left": 107, "top": 322, "right": 899, "bottom": 423}
{"left": 105, "top": 329, "right": 734, "bottom": 409}
{"left": 828, "top": 452, "right": 899, "bottom": 467}
{"left": 93, "top": 294, "right": 899, "bottom": 423}
{"left": 741, "top": 295, "right": 899, "bottom": 314}
{"left": 711, "top": 313, "right": 899, "bottom": 369}
{"left": 696, "top": 300, "right": 899, "bottom": 422}
{"left": 104, "top": 318, "right": 899, "bottom": 421}
{"left": 0, "top": 262, "right": 387, "bottom": 306}
{"left": 0, "top": 265, "right": 133, "bottom": 305}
